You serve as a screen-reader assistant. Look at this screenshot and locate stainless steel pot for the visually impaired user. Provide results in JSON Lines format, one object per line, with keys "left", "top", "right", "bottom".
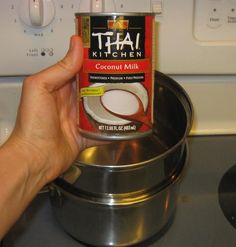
{"left": 50, "top": 71, "right": 193, "bottom": 246}
{"left": 50, "top": 143, "right": 188, "bottom": 247}
{"left": 58, "top": 71, "right": 193, "bottom": 194}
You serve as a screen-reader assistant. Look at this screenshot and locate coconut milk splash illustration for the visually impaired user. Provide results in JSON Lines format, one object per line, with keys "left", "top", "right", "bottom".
{"left": 101, "top": 89, "right": 151, "bottom": 127}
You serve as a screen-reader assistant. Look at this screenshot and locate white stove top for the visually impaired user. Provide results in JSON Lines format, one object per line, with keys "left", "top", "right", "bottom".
{"left": 1, "top": 74, "right": 236, "bottom": 145}
{"left": 173, "top": 75, "right": 236, "bottom": 136}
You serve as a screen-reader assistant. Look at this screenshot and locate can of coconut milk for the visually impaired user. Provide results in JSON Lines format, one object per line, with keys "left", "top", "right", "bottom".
{"left": 76, "top": 13, "right": 155, "bottom": 140}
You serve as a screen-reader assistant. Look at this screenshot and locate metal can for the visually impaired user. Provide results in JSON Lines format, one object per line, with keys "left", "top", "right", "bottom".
{"left": 76, "top": 13, "right": 155, "bottom": 140}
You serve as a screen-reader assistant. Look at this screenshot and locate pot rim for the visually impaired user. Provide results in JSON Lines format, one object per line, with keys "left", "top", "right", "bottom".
{"left": 52, "top": 142, "right": 189, "bottom": 206}
{"left": 75, "top": 136, "right": 182, "bottom": 170}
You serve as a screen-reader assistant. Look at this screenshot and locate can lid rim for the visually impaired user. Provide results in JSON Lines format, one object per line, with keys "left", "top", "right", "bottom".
{"left": 75, "top": 12, "right": 155, "bottom": 17}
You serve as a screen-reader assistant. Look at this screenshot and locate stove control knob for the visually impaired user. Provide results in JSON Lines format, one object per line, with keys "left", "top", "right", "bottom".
{"left": 19, "top": 0, "right": 55, "bottom": 28}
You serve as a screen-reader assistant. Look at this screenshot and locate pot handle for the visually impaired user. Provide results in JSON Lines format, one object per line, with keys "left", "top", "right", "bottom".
{"left": 49, "top": 185, "right": 64, "bottom": 208}
{"left": 60, "top": 165, "right": 82, "bottom": 184}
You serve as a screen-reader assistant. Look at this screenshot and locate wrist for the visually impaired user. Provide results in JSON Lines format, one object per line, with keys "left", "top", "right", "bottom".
{"left": 0, "top": 135, "right": 49, "bottom": 190}
{"left": 0, "top": 135, "right": 49, "bottom": 238}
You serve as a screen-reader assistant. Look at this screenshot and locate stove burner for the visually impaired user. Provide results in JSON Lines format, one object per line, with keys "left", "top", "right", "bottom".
{"left": 218, "top": 164, "right": 236, "bottom": 229}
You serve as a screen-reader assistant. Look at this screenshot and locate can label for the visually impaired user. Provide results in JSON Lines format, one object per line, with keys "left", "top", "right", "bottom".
{"left": 76, "top": 14, "right": 154, "bottom": 139}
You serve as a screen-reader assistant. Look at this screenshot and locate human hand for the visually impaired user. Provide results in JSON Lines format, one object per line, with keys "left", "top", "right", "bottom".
{"left": 5, "top": 35, "right": 98, "bottom": 184}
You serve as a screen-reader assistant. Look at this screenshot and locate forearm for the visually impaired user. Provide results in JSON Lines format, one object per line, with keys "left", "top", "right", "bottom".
{"left": 0, "top": 139, "right": 47, "bottom": 239}
{"left": 0, "top": 36, "right": 86, "bottom": 239}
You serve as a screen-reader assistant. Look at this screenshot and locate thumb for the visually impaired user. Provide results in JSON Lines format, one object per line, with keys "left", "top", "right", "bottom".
{"left": 28, "top": 35, "right": 83, "bottom": 93}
